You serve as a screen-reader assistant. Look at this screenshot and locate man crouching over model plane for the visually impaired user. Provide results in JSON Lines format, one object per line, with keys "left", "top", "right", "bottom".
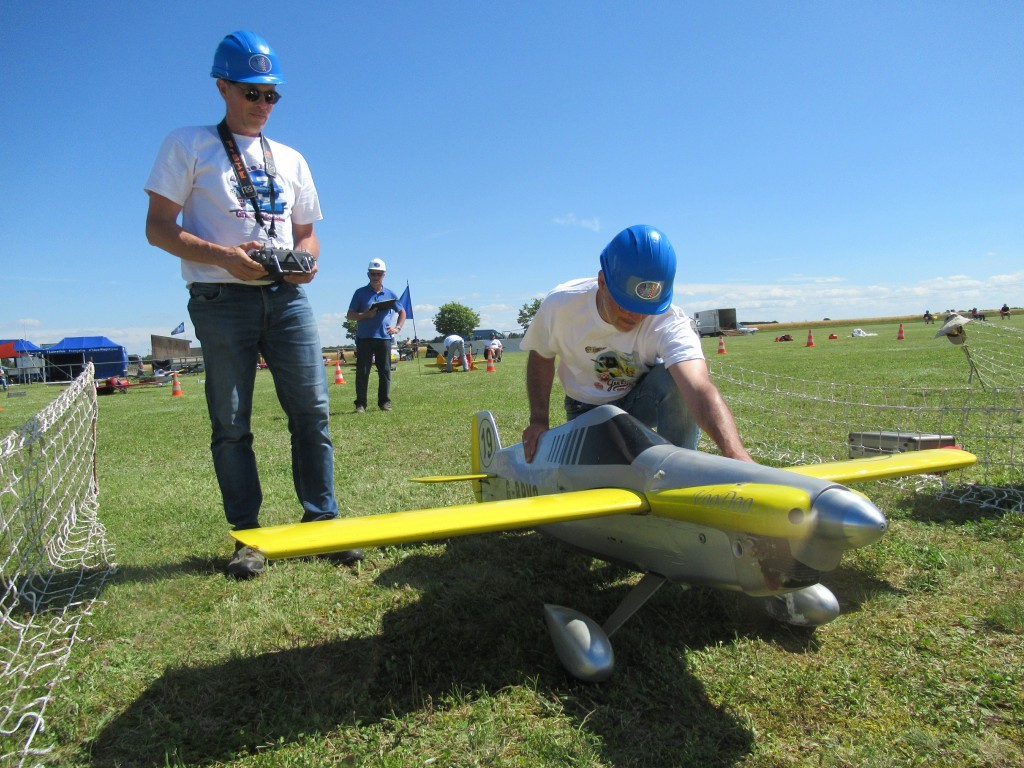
{"left": 521, "top": 225, "right": 753, "bottom": 464}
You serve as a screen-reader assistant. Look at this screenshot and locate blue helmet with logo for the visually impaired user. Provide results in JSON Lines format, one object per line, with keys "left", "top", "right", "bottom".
{"left": 210, "top": 31, "right": 286, "bottom": 84}
{"left": 599, "top": 225, "right": 676, "bottom": 315}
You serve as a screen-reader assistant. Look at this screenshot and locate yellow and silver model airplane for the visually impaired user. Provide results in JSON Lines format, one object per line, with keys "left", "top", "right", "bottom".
{"left": 233, "top": 405, "right": 976, "bottom": 682}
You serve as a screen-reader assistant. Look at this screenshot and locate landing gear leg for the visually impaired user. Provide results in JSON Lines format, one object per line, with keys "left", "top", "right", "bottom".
{"left": 543, "top": 573, "right": 669, "bottom": 682}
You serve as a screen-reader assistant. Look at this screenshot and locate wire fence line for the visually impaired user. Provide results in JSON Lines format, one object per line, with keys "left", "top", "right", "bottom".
{"left": 707, "top": 317, "right": 1024, "bottom": 513}
{"left": 1, "top": 364, "right": 116, "bottom": 767}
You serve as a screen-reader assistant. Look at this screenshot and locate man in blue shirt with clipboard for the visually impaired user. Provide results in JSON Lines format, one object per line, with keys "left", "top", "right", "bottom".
{"left": 347, "top": 258, "right": 406, "bottom": 412}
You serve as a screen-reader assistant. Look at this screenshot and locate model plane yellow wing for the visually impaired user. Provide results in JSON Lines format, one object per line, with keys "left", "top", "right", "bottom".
{"left": 231, "top": 488, "right": 647, "bottom": 559}
{"left": 785, "top": 448, "right": 976, "bottom": 483}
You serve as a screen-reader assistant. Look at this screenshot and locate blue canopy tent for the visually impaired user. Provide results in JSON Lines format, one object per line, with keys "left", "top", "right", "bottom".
{"left": 0, "top": 338, "right": 44, "bottom": 355}
{"left": 44, "top": 336, "right": 128, "bottom": 381}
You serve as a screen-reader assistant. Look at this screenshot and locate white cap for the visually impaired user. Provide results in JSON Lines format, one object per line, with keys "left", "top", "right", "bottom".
{"left": 368, "top": 258, "right": 387, "bottom": 271}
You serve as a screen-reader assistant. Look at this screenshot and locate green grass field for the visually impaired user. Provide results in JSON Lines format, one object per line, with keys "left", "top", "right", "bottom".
{"left": 2, "top": 316, "right": 1022, "bottom": 767}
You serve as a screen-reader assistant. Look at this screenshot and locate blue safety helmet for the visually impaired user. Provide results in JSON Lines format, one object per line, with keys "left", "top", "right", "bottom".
{"left": 210, "top": 31, "right": 286, "bottom": 84}
{"left": 599, "top": 225, "right": 676, "bottom": 315}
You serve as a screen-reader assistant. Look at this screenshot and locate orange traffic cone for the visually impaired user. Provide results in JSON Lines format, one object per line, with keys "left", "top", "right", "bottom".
{"left": 897, "top": 323, "right": 905, "bottom": 341}
{"left": 486, "top": 356, "right": 496, "bottom": 373}
{"left": 717, "top": 337, "right": 727, "bottom": 354}
{"left": 171, "top": 373, "right": 184, "bottom": 397}
{"left": 334, "top": 362, "right": 346, "bottom": 384}
{"left": 466, "top": 351, "right": 473, "bottom": 370}
{"left": 805, "top": 329, "right": 815, "bottom": 347}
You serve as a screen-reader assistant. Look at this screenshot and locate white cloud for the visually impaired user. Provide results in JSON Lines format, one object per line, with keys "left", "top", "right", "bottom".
{"left": 553, "top": 213, "right": 601, "bottom": 232}
{"left": 776, "top": 275, "right": 844, "bottom": 284}
{"left": 320, "top": 312, "right": 347, "bottom": 325}
{"left": 677, "top": 270, "right": 1024, "bottom": 323}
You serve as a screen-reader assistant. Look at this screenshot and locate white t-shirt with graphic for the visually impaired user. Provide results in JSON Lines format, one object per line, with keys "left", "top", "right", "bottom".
{"left": 521, "top": 277, "right": 703, "bottom": 404}
{"left": 145, "top": 125, "right": 322, "bottom": 285}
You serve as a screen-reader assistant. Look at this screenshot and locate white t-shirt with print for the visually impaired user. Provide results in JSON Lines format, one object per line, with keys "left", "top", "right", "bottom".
{"left": 521, "top": 277, "right": 703, "bottom": 404}
{"left": 144, "top": 125, "right": 322, "bottom": 285}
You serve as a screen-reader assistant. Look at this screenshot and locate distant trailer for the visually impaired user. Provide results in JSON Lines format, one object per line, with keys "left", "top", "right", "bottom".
{"left": 692, "top": 308, "right": 758, "bottom": 337}
{"left": 693, "top": 308, "right": 731, "bottom": 337}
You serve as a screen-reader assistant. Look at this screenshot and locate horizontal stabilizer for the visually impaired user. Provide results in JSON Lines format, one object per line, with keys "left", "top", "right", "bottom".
{"left": 786, "top": 448, "right": 977, "bottom": 483}
{"left": 411, "top": 473, "right": 491, "bottom": 483}
{"left": 231, "top": 488, "right": 647, "bottom": 559}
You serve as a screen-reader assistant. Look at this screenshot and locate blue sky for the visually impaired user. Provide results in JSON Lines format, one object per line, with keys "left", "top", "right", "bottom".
{"left": 5, "top": 1, "right": 1021, "bottom": 354}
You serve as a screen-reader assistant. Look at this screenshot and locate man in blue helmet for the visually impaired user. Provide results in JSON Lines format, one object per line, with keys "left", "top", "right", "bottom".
{"left": 144, "top": 31, "right": 361, "bottom": 578}
{"left": 520, "top": 225, "right": 752, "bottom": 464}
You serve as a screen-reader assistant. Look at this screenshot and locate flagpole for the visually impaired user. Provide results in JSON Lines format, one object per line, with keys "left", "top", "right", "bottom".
{"left": 404, "top": 281, "right": 424, "bottom": 375}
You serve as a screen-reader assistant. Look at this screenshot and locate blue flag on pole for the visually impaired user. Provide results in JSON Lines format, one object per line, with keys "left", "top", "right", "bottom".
{"left": 171, "top": 322, "right": 185, "bottom": 335}
{"left": 398, "top": 285, "right": 414, "bottom": 319}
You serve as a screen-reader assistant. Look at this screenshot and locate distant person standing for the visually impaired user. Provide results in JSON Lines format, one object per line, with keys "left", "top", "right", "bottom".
{"left": 347, "top": 258, "right": 405, "bottom": 412}
{"left": 144, "top": 31, "right": 360, "bottom": 579}
{"left": 443, "top": 334, "right": 470, "bottom": 372}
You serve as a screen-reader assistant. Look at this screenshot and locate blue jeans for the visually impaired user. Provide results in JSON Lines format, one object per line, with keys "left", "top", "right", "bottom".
{"left": 188, "top": 282, "right": 338, "bottom": 530}
{"left": 564, "top": 364, "right": 701, "bottom": 449}
{"left": 354, "top": 337, "right": 393, "bottom": 408}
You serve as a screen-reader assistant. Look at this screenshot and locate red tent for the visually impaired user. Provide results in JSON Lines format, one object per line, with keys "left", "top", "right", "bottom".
{"left": 0, "top": 341, "right": 18, "bottom": 358}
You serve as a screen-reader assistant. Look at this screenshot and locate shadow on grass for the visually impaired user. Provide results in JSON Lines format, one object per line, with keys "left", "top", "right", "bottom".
{"left": 99, "top": 555, "right": 229, "bottom": 585}
{"left": 904, "top": 488, "right": 1024, "bottom": 525}
{"left": 87, "top": 531, "right": 894, "bottom": 767}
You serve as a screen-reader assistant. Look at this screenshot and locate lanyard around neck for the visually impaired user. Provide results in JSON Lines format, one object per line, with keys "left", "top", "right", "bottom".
{"left": 217, "top": 119, "right": 278, "bottom": 240}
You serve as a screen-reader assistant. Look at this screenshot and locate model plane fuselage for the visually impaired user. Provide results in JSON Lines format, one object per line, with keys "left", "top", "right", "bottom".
{"left": 472, "top": 405, "right": 887, "bottom": 598}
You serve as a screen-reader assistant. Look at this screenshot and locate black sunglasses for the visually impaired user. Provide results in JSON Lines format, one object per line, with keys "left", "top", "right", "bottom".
{"left": 229, "top": 82, "right": 282, "bottom": 105}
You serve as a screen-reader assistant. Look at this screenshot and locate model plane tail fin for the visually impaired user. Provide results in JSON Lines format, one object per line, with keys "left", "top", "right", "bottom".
{"left": 471, "top": 411, "right": 502, "bottom": 501}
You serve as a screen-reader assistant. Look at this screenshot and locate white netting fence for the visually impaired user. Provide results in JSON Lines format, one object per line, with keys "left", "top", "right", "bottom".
{"left": 1, "top": 364, "right": 116, "bottom": 767}
{"left": 706, "top": 316, "right": 1024, "bottom": 513}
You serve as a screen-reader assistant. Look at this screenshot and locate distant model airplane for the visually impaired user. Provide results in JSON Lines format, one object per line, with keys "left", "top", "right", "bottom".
{"left": 94, "top": 370, "right": 182, "bottom": 395}
{"left": 233, "top": 405, "right": 976, "bottom": 681}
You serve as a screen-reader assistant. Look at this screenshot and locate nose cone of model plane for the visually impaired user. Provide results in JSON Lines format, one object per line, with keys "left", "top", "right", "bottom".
{"left": 792, "top": 487, "right": 888, "bottom": 571}
{"left": 815, "top": 487, "right": 888, "bottom": 547}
